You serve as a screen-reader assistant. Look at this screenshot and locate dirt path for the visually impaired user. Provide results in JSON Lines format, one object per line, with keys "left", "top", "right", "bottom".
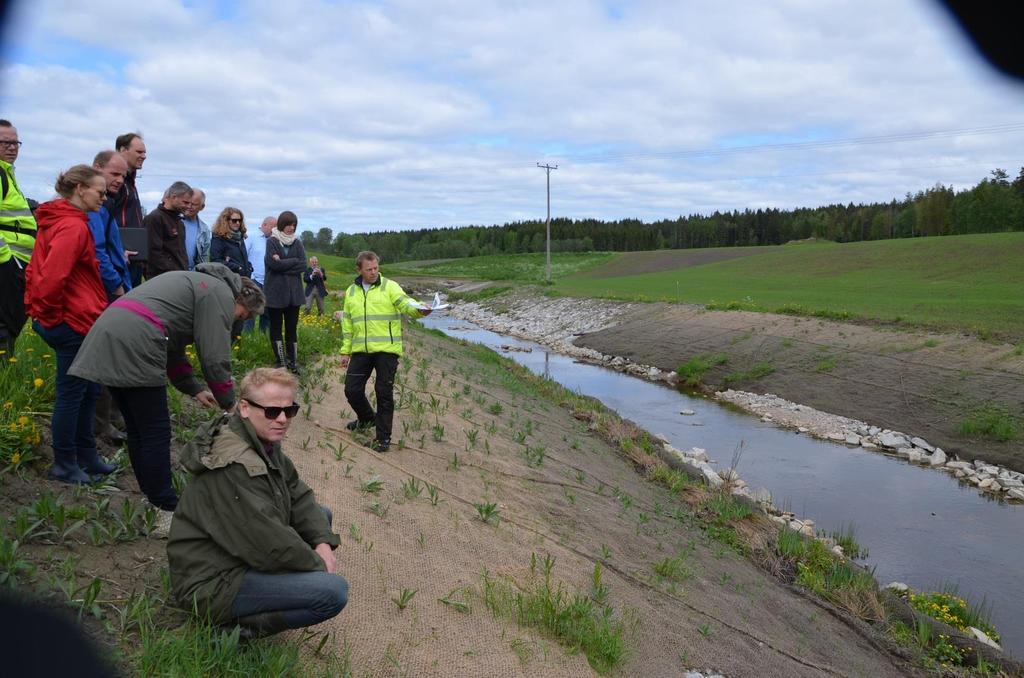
{"left": 282, "top": 326, "right": 910, "bottom": 677}
{"left": 572, "top": 302, "right": 1024, "bottom": 473}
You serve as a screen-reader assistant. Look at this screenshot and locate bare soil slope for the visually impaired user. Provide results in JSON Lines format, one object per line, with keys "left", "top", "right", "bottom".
{"left": 575, "top": 303, "right": 1024, "bottom": 472}
{"left": 577, "top": 247, "right": 778, "bottom": 279}
{"left": 284, "top": 326, "right": 908, "bottom": 677}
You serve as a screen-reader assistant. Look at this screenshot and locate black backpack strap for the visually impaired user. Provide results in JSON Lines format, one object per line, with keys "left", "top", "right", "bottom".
{"left": 1, "top": 169, "right": 9, "bottom": 201}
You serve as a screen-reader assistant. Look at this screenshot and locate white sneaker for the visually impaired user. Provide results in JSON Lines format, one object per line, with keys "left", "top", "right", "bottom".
{"left": 151, "top": 508, "right": 175, "bottom": 539}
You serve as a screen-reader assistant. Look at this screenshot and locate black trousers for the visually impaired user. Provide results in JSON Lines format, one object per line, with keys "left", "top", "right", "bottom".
{"left": 0, "top": 258, "right": 26, "bottom": 351}
{"left": 344, "top": 353, "right": 399, "bottom": 442}
{"left": 268, "top": 305, "right": 300, "bottom": 344}
{"left": 110, "top": 385, "right": 177, "bottom": 510}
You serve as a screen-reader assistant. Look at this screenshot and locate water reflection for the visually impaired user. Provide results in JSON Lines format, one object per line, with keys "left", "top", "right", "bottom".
{"left": 422, "top": 314, "right": 1024, "bottom": 657}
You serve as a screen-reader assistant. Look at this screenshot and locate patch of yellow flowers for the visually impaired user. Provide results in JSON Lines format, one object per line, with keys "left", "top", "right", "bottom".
{"left": 905, "top": 590, "right": 1000, "bottom": 642}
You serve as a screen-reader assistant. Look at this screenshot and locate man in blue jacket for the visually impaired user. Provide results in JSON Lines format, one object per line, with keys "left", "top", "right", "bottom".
{"left": 88, "top": 150, "right": 132, "bottom": 444}
{"left": 88, "top": 150, "right": 132, "bottom": 301}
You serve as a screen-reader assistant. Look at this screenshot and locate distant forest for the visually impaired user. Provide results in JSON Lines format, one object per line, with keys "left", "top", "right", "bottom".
{"left": 301, "top": 167, "right": 1024, "bottom": 262}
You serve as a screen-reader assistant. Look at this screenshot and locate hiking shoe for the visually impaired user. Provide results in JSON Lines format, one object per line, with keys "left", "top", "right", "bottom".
{"left": 369, "top": 439, "right": 390, "bottom": 453}
{"left": 346, "top": 419, "right": 374, "bottom": 432}
{"left": 151, "top": 509, "right": 175, "bottom": 539}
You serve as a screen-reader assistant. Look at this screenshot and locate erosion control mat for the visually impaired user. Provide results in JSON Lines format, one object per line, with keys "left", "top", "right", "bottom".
{"left": 281, "top": 326, "right": 907, "bottom": 677}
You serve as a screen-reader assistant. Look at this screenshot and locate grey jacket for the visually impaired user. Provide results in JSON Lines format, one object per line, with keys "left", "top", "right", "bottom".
{"left": 69, "top": 263, "right": 240, "bottom": 408}
{"left": 264, "top": 237, "right": 306, "bottom": 308}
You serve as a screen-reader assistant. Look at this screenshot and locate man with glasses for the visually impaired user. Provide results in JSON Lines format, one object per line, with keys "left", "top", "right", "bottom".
{"left": 168, "top": 367, "right": 347, "bottom": 639}
{"left": 181, "top": 188, "right": 211, "bottom": 270}
{"left": 0, "top": 119, "right": 37, "bottom": 355}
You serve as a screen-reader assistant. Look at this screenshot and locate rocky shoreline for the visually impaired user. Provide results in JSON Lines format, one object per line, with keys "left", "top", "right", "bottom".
{"left": 437, "top": 291, "right": 1023, "bottom": 661}
{"left": 444, "top": 294, "right": 1024, "bottom": 507}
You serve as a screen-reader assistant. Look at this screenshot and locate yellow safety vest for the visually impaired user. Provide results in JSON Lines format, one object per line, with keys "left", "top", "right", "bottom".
{"left": 0, "top": 161, "right": 37, "bottom": 265}
{"left": 341, "top": 276, "right": 421, "bottom": 356}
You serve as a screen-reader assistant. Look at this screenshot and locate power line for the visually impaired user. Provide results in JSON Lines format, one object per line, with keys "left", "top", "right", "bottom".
{"left": 537, "top": 163, "right": 558, "bottom": 282}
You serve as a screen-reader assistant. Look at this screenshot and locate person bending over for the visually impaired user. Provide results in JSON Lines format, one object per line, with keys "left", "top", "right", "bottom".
{"left": 167, "top": 367, "right": 347, "bottom": 637}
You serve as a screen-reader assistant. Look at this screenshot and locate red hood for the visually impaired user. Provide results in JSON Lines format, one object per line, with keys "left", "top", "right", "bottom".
{"left": 34, "top": 198, "right": 87, "bottom": 230}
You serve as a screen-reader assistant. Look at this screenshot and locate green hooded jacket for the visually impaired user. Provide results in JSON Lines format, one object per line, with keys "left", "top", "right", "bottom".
{"left": 69, "top": 262, "right": 240, "bottom": 408}
{"left": 167, "top": 412, "right": 340, "bottom": 623}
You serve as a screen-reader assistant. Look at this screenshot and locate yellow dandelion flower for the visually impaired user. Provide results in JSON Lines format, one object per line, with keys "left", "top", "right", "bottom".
{"left": 18, "top": 415, "right": 30, "bottom": 426}
{"left": 34, "top": 378, "right": 44, "bottom": 388}
{"left": 25, "top": 347, "right": 33, "bottom": 352}
{"left": 8, "top": 357, "right": 16, "bottom": 363}
{"left": 43, "top": 354, "right": 52, "bottom": 359}
{"left": 0, "top": 349, "right": 5, "bottom": 355}
{"left": 10, "top": 452, "right": 21, "bottom": 465}
{"left": 2, "top": 401, "right": 11, "bottom": 408}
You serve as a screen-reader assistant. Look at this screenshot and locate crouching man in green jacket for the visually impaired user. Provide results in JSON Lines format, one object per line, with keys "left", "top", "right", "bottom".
{"left": 167, "top": 367, "right": 346, "bottom": 637}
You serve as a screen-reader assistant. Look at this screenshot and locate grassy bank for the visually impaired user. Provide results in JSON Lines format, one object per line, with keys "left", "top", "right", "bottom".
{"left": 555, "top": 233, "right": 1024, "bottom": 338}
{"left": 2, "top": 309, "right": 1013, "bottom": 675}
{"left": 0, "top": 300, "right": 350, "bottom": 676}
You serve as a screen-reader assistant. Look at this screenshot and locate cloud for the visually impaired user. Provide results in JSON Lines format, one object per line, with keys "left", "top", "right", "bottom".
{"left": 1, "top": 0, "right": 1023, "bottom": 234}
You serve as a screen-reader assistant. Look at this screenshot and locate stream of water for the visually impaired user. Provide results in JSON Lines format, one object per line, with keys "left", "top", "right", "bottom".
{"left": 422, "top": 314, "right": 1023, "bottom": 656}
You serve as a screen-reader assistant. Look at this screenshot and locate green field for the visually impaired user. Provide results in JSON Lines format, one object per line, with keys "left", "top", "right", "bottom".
{"left": 556, "top": 232, "right": 1024, "bottom": 338}
{"left": 319, "top": 251, "right": 615, "bottom": 282}
{"left": 310, "top": 233, "right": 1024, "bottom": 338}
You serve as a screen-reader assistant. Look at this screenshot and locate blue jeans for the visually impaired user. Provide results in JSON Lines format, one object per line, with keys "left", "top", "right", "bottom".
{"left": 33, "top": 321, "right": 100, "bottom": 464}
{"left": 243, "top": 280, "right": 270, "bottom": 333}
{"left": 229, "top": 507, "right": 348, "bottom": 630}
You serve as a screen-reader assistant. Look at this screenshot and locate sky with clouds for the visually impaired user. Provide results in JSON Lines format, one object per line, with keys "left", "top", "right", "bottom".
{"left": 1, "top": 0, "right": 1023, "bottom": 236}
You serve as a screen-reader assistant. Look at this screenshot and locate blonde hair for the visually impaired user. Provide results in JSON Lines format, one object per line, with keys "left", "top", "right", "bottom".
{"left": 212, "top": 206, "right": 247, "bottom": 238}
{"left": 54, "top": 165, "right": 102, "bottom": 198}
{"left": 239, "top": 367, "right": 299, "bottom": 401}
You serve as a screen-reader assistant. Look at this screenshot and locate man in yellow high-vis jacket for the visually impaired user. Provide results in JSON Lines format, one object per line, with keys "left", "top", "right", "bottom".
{"left": 339, "top": 251, "right": 430, "bottom": 452}
{"left": 0, "top": 120, "right": 37, "bottom": 354}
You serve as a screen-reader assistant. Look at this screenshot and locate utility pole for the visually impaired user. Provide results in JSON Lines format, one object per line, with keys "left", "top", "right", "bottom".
{"left": 537, "top": 163, "right": 558, "bottom": 283}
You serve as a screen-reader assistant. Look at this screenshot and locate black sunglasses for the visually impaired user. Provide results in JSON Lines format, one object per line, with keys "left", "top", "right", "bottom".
{"left": 229, "top": 217, "right": 243, "bottom": 223}
{"left": 244, "top": 399, "right": 300, "bottom": 419}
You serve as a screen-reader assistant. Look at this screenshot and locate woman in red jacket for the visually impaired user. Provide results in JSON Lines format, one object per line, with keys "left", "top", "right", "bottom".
{"left": 24, "top": 165, "right": 112, "bottom": 484}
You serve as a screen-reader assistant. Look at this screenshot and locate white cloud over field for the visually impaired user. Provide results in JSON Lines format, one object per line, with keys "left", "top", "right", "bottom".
{"left": 1, "top": 0, "right": 1023, "bottom": 233}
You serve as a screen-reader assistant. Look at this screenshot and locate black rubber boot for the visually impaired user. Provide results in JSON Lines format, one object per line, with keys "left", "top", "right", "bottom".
{"left": 272, "top": 340, "right": 287, "bottom": 368}
{"left": 48, "top": 454, "right": 92, "bottom": 485}
{"left": 286, "top": 342, "right": 301, "bottom": 376}
{"left": 78, "top": 447, "right": 117, "bottom": 475}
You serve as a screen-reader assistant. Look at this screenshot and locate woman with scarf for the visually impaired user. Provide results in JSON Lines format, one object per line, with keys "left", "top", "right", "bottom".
{"left": 210, "top": 207, "right": 252, "bottom": 340}
{"left": 23, "top": 165, "right": 113, "bottom": 484}
{"left": 264, "top": 210, "right": 306, "bottom": 374}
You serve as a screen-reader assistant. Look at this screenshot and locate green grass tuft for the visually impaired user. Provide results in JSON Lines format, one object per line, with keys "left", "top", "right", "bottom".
{"left": 481, "top": 561, "right": 635, "bottom": 674}
{"left": 675, "top": 353, "right": 729, "bottom": 387}
{"left": 958, "top": 403, "right": 1020, "bottom": 442}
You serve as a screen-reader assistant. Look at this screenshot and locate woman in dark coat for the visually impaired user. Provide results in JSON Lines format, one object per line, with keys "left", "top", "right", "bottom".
{"left": 264, "top": 210, "right": 306, "bottom": 374}
{"left": 209, "top": 207, "right": 251, "bottom": 277}
{"left": 209, "top": 207, "right": 251, "bottom": 339}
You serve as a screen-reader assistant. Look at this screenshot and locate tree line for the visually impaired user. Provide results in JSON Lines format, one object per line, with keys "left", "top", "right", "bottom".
{"left": 301, "top": 167, "right": 1024, "bottom": 262}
